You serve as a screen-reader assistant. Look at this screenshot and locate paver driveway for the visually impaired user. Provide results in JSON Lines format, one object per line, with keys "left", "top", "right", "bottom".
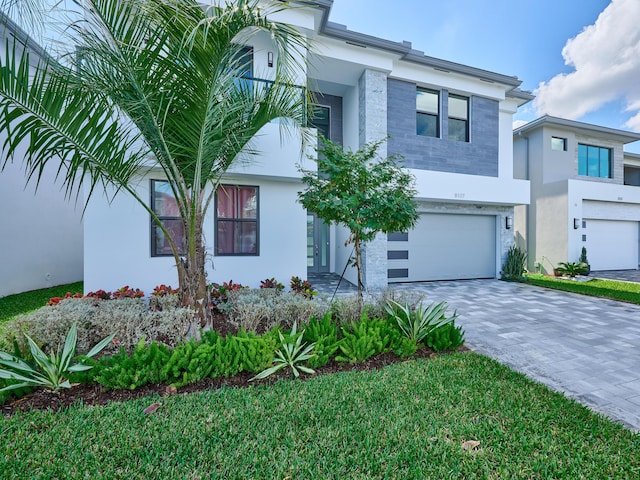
{"left": 392, "top": 279, "right": 640, "bottom": 431}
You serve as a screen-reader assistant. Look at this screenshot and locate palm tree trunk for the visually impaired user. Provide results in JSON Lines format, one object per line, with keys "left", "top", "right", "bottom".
{"left": 176, "top": 210, "right": 210, "bottom": 328}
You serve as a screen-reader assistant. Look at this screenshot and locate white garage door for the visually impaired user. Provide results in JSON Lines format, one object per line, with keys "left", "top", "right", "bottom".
{"left": 585, "top": 219, "right": 639, "bottom": 270}
{"left": 388, "top": 213, "right": 496, "bottom": 282}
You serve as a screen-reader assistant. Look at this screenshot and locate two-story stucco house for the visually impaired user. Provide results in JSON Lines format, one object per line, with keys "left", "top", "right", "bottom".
{"left": 513, "top": 115, "right": 640, "bottom": 273}
{"left": 0, "top": 12, "right": 83, "bottom": 298}
{"left": 83, "top": 0, "right": 532, "bottom": 293}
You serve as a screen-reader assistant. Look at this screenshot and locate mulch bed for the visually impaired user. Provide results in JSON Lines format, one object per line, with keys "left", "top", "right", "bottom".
{"left": 1, "top": 313, "right": 468, "bottom": 415}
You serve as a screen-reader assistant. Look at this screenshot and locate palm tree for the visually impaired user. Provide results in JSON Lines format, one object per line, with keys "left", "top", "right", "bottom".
{"left": 0, "top": 0, "right": 311, "bottom": 324}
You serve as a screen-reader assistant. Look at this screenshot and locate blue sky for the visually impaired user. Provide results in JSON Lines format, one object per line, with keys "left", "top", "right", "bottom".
{"left": 328, "top": 0, "right": 640, "bottom": 152}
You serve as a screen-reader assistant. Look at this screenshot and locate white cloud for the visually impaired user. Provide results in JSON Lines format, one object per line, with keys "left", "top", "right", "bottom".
{"left": 513, "top": 119, "right": 528, "bottom": 129}
{"left": 534, "top": 0, "right": 640, "bottom": 131}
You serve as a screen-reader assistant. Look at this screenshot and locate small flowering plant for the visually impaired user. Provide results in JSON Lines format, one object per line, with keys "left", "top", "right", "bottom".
{"left": 290, "top": 276, "right": 317, "bottom": 299}
{"left": 152, "top": 284, "right": 179, "bottom": 297}
{"left": 46, "top": 292, "right": 83, "bottom": 306}
{"left": 260, "top": 278, "right": 284, "bottom": 292}
{"left": 85, "top": 289, "right": 112, "bottom": 300}
{"left": 209, "top": 280, "right": 245, "bottom": 308}
{"left": 112, "top": 286, "right": 145, "bottom": 299}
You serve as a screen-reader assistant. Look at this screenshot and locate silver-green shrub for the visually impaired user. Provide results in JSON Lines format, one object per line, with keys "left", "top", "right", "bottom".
{"left": 219, "top": 289, "right": 330, "bottom": 332}
{"left": 2, "top": 297, "right": 194, "bottom": 354}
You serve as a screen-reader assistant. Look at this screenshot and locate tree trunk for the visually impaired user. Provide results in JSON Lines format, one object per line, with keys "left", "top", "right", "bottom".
{"left": 176, "top": 208, "right": 210, "bottom": 329}
{"left": 353, "top": 233, "right": 364, "bottom": 307}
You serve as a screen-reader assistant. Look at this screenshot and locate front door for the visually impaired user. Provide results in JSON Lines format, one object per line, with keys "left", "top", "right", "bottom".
{"left": 307, "top": 213, "right": 330, "bottom": 274}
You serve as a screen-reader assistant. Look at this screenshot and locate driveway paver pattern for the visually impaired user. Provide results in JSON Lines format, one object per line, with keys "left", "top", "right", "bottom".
{"left": 390, "top": 279, "right": 640, "bottom": 431}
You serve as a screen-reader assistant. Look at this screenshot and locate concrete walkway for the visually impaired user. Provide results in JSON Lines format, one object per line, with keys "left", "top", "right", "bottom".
{"left": 592, "top": 269, "right": 640, "bottom": 283}
{"left": 390, "top": 279, "right": 640, "bottom": 431}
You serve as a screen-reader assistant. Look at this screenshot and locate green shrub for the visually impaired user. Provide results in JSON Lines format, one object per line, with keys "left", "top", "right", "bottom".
{"left": 162, "top": 339, "right": 217, "bottom": 387}
{"left": 556, "top": 261, "right": 589, "bottom": 278}
{"left": 90, "top": 340, "right": 171, "bottom": 390}
{"left": 336, "top": 315, "right": 400, "bottom": 363}
{"left": 251, "top": 322, "right": 316, "bottom": 380}
{"left": 303, "top": 313, "right": 342, "bottom": 368}
{"left": 385, "top": 300, "right": 457, "bottom": 345}
{"left": 163, "top": 330, "right": 278, "bottom": 386}
{"left": 0, "top": 323, "right": 114, "bottom": 392}
{"left": 501, "top": 245, "right": 527, "bottom": 280}
{"left": 425, "top": 323, "right": 465, "bottom": 352}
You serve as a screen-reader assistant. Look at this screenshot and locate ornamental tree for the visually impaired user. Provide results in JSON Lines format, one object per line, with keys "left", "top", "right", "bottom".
{"left": 0, "top": 0, "right": 311, "bottom": 326}
{"left": 298, "top": 137, "right": 418, "bottom": 299}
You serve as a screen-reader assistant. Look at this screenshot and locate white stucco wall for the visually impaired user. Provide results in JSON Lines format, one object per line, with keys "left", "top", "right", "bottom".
{"left": 0, "top": 157, "right": 83, "bottom": 297}
{"left": 84, "top": 174, "right": 307, "bottom": 293}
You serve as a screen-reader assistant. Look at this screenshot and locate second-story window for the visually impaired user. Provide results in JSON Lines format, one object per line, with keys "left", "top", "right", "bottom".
{"left": 578, "top": 144, "right": 611, "bottom": 178}
{"left": 551, "top": 136, "right": 567, "bottom": 151}
{"left": 416, "top": 88, "right": 439, "bottom": 138}
{"left": 448, "top": 94, "right": 469, "bottom": 142}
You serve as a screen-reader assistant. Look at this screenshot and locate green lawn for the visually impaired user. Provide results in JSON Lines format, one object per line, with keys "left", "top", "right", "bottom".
{"left": 525, "top": 274, "right": 640, "bottom": 305}
{"left": 1, "top": 352, "right": 638, "bottom": 479}
{"left": 0, "top": 282, "right": 83, "bottom": 323}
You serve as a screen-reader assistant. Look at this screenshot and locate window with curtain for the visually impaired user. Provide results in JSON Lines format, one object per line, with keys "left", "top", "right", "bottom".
{"left": 215, "top": 185, "right": 259, "bottom": 255}
{"left": 151, "top": 180, "right": 186, "bottom": 257}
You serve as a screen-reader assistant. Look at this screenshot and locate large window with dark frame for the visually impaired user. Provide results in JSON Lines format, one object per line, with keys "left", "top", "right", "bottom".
{"left": 416, "top": 88, "right": 440, "bottom": 137}
{"left": 578, "top": 143, "right": 611, "bottom": 178}
{"left": 310, "top": 105, "right": 330, "bottom": 139}
{"left": 448, "top": 94, "right": 469, "bottom": 142}
{"left": 215, "top": 185, "right": 259, "bottom": 256}
{"left": 151, "top": 180, "right": 186, "bottom": 257}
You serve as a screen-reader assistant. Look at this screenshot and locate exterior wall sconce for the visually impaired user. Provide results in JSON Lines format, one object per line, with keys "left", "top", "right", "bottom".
{"left": 573, "top": 218, "right": 580, "bottom": 229}
{"left": 505, "top": 216, "right": 513, "bottom": 229}
{"left": 267, "top": 51, "right": 274, "bottom": 67}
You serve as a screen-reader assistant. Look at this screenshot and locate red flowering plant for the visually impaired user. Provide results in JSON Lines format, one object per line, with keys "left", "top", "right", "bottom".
{"left": 152, "top": 284, "right": 179, "bottom": 297}
{"left": 259, "top": 278, "right": 284, "bottom": 292}
{"left": 209, "top": 280, "right": 245, "bottom": 309}
{"left": 85, "top": 289, "right": 112, "bottom": 300}
{"left": 290, "top": 276, "right": 317, "bottom": 299}
{"left": 46, "top": 292, "right": 83, "bottom": 306}
{"left": 111, "top": 286, "right": 145, "bottom": 299}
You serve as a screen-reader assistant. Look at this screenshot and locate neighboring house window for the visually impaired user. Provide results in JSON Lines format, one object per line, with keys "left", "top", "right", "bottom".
{"left": 578, "top": 144, "right": 611, "bottom": 178}
{"left": 215, "top": 185, "right": 259, "bottom": 255}
{"left": 448, "top": 94, "right": 469, "bottom": 142}
{"left": 416, "top": 88, "right": 439, "bottom": 137}
{"left": 151, "top": 180, "right": 186, "bottom": 257}
{"left": 310, "top": 105, "right": 330, "bottom": 139}
{"left": 232, "top": 46, "right": 254, "bottom": 92}
{"left": 551, "top": 136, "right": 567, "bottom": 151}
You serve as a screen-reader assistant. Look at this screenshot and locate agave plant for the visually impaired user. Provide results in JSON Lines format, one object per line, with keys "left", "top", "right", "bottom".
{"left": 385, "top": 300, "right": 458, "bottom": 344}
{"left": 0, "top": 323, "right": 115, "bottom": 392}
{"left": 250, "top": 322, "right": 316, "bottom": 380}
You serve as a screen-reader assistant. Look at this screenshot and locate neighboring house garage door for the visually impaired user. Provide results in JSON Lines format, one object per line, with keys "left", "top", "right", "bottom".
{"left": 585, "top": 219, "right": 639, "bottom": 270}
{"left": 388, "top": 213, "right": 496, "bottom": 282}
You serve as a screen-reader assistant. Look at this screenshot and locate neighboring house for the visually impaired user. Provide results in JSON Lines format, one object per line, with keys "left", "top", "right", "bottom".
{"left": 84, "top": 0, "right": 532, "bottom": 293}
{"left": 513, "top": 115, "right": 640, "bottom": 273}
{"left": 0, "top": 12, "right": 83, "bottom": 298}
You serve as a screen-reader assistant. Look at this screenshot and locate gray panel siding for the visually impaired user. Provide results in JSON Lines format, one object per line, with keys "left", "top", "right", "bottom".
{"left": 314, "top": 92, "right": 343, "bottom": 145}
{"left": 387, "top": 79, "right": 499, "bottom": 177}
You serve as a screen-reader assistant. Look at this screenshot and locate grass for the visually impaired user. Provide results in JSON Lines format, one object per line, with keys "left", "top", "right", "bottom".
{"left": 0, "top": 282, "right": 83, "bottom": 323}
{"left": 524, "top": 274, "right": 640, "bottom": 305}
{"left": 1, "top": 353, "right": 638, "bottom": 479}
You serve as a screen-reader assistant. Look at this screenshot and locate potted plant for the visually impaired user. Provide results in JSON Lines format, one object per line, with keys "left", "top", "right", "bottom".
{"left": 579, "top": 247, "right": 591, "bottom": 275}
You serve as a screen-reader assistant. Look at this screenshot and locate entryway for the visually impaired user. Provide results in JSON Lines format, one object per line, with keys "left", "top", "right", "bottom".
{"left": 307, "top": 213, "right": 330, "bottom": 274}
